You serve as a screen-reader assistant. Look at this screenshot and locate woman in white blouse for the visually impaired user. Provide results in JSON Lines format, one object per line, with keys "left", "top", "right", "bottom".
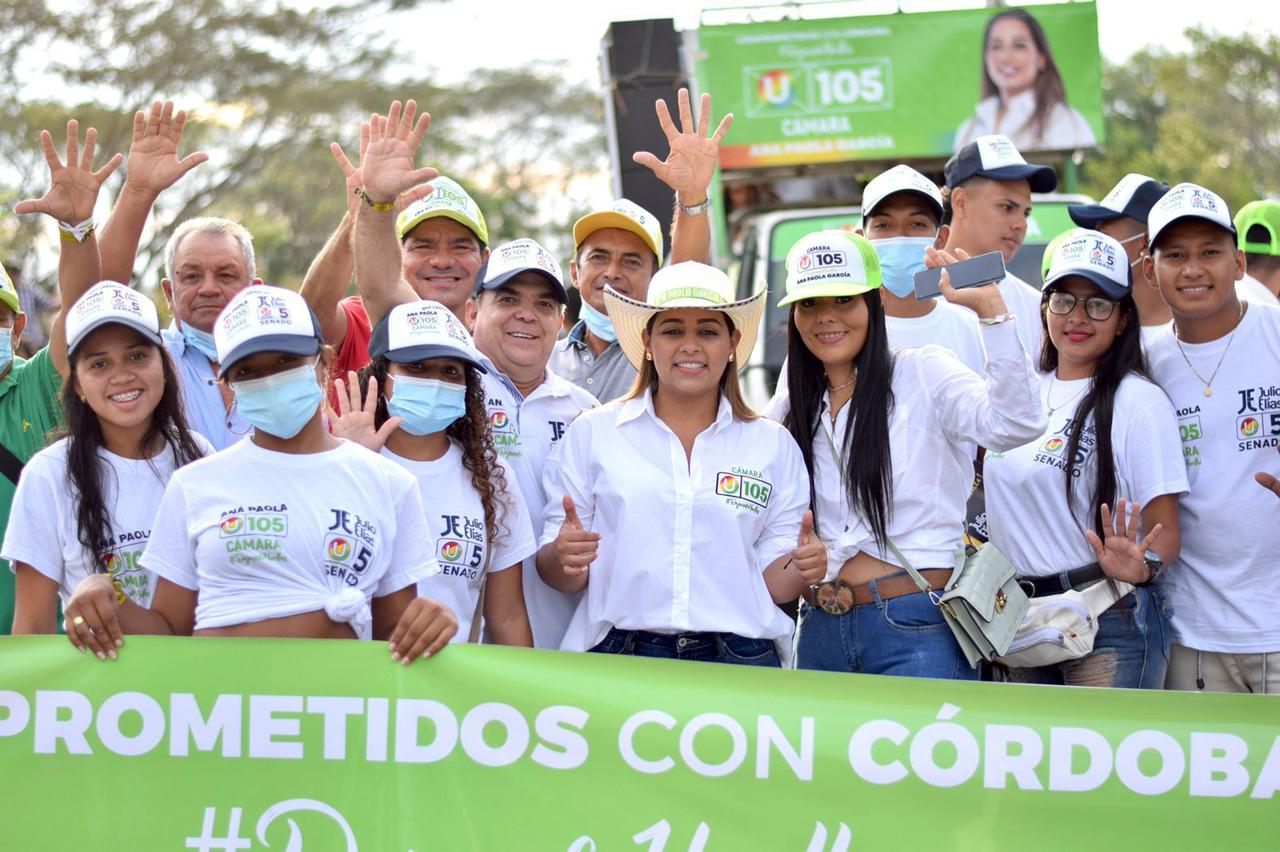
{"left": 538, "top": 262, "right": 825, "bottom": 666}
{"left": 770, "top": 230, "right": 1044, "bottom": 679}
{"left": 954, "top": 8, "right": 1096, "bottom": 152}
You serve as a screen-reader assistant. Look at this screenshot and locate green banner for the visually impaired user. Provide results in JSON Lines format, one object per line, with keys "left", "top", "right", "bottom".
{"left": 1, "top": 636, "right": 1276, "bottom": 850}
{"left": 696, "top": 2, "right": 1103, "bottom": 168}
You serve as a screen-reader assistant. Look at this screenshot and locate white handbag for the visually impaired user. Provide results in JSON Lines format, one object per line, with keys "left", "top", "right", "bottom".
{"left": 997, "top": 577, "right": 1133, "bottom": 668}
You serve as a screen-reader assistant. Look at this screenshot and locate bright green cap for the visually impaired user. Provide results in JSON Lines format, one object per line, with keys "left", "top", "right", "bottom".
{"left": 1041, "top": 227, "right": 1086, "bottom": 281}
{"left": 780, "top": 230, "right": 882, "bottom": 307}
{"left": 1235, "top": 200, "right": 1280, "bottom": 256}
{"left": 395, "top": 176, "right": 489, "bottom": 246}
{"left": 0, "top": 266, "right": 19, "bottom": 315}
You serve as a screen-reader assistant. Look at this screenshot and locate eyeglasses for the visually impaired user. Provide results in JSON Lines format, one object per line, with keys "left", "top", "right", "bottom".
{"left": 1046, "top": 291, "right": 1117, "bottom": 321}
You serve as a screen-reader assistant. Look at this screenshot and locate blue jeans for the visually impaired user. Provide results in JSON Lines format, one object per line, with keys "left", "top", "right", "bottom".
{"left": 1008, "top": 585, "right": 1171, "bottom": 689}
{"left": 797, "top": 577, "right": 978, "bottom": 680}
{"left": 589, "top": 628, "right": 781, "bottom": 668}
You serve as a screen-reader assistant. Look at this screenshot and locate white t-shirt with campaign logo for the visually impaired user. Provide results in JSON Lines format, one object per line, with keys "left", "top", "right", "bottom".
{"left": 482, "top": 365, "right": 597, "bottom": 649}
{"left": 380, "top": 441, "right": 537, "bottom": 643}
{"left": 1146, "top": 302, "right": 1280, "bottom": 653}
{"left": 886, "top": 301, "right": 986, "bottom": 376}
{"left": 3, "top": 435, "right": 214, "bottom": 614}
{"left": 142, "top": 438, "right": 438, "bottom": 639}
{"left": 984, "top": 373, "right": 1188, "bottom": 577}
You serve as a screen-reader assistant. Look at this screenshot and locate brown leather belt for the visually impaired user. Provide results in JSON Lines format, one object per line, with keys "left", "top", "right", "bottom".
{"left": 806, "top": 568, "right": 953, "bottom": 616}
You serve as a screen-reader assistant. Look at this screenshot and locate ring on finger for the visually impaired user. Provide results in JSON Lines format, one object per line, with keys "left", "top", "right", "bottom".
{"left": 72, "top": 616, "right": 86, "bottom": 627}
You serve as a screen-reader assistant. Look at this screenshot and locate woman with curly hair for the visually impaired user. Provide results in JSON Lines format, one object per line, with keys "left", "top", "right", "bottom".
{"left": 334, "top": 299, "right": 535, "bottom": 646}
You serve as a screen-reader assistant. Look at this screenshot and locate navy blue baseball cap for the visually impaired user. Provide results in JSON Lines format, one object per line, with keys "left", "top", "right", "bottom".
{"left": 1069, "top": 174, "right": 1169, "bottom": 229}
{"left": 944, "top": 134, "right": 1058, "bottom": 193}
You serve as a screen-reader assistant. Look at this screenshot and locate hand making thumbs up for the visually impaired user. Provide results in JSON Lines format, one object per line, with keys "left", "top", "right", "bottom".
{"left": 555, "top": 494, "right": 601, "bottom": 577}
{"left": 791, "top": 510, "right": 828, "bottom": 585}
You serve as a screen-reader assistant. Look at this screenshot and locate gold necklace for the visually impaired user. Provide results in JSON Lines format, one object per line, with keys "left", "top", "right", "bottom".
{"left": 1172, "top": 302, "right": 1245, "bottom": 398}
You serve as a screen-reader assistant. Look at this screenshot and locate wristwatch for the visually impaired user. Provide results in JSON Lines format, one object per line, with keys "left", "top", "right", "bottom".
{"left": 1140, "top": 549, "right": 1163, "bottom": 585}
{"left": 677, "top": 197, "right": 711, "bottom": 216}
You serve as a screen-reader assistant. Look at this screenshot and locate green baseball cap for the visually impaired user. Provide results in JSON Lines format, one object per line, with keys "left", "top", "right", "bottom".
{"left": 1235, "top": 200, "right": 1280, "bottom": 256}
{"left": 1041, "top": 227, "right": 1086, "bottom": 281}
{"left": 780, "top": 230, "right": 882, "bottom": 307}
{"left": 0, "top": 266, "right": 19, "bottom": 315}
{"left": 395, "top": 176, "right": 489, "bottom": 246}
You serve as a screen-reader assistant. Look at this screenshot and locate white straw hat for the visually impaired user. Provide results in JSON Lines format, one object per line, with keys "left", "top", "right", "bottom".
{"left": 603, "top": 261, "right": 765, "bottom": 370}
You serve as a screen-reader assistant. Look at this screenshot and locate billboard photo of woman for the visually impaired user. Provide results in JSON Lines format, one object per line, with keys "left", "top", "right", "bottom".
{"left": 954, "top": 8, "right": 1098, "bottom": 152}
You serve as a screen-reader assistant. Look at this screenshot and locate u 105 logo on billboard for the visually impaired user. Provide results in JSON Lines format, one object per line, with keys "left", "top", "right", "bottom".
{"left": 716, "top": 471, "right": 773, "bottom": 509}
{"left": 744, "top": 58, "right": 892, "bottom": 119}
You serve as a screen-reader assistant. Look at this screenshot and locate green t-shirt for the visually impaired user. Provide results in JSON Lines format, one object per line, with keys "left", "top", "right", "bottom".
{"left": 0, "top": 347, "right": 62, "bottom": 634}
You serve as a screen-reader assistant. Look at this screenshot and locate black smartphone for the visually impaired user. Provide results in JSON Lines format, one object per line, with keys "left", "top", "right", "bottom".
{"left": 912, "top": 251, "right": 1007, "bottom": 300}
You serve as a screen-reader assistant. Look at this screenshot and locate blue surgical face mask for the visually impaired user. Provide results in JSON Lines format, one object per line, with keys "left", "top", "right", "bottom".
{"left": 231, "top": 363, "right": 323, "bottom": 439}
{"left": 579, "top": 301, "right": 617, "bottom": 343}
{"left": 873, "top": 236, "right": 935, "bottom": 298}
{"left": 0, "top": 327, "right": 12, "bottom": 374}
{"left": 388, "top": 374, "right": 468, "bottom": 436}
{"left": 181, "top": 322, "right": 220, "bottom": 362}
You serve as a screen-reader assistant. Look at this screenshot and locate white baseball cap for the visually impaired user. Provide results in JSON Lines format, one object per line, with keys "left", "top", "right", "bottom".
{"left": 780, "top": 230, "right": 883, "bottom": 307}
{"left": 1044, "top": 231, "right": 1131, "bottom": 299}
{"left": 213, "top": 285, "right": 323, "bottom": 376}
{"left": 1148, "top": 182, "right": 1236, "bottom": 248}
{"left": 476, "top": 238, "right": 569, "bottom": 303}
{"left": 573, "top": 199, "right": 664, "bottom": 266}
{"left": 395, "top": 176, "right": 489, "bottom": 245}
{"left": 368, "top": 299, "right": 486, "bottom": 371}
{"left": 862, "top": 165, "right": 944, "bottom": 223}
{"left": 66, "top": 282, "right": 162, "bottom": 353}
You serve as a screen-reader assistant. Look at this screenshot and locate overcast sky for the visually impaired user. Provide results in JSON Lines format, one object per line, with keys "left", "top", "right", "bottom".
{"left": 395, "top": 0, "right": 1276, "bottom": 84}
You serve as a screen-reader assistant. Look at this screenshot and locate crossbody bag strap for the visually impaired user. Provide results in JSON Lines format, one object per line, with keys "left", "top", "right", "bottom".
{"left": 883, "top": 537, "right": 935, "bottom": 595}
{"left": 467, "top": 538, "right": 496, "bottom": 644}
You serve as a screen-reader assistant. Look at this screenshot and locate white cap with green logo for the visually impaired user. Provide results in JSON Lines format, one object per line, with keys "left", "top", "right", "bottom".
{"left": 780, "top": 230, "right": 883, "bottom": 307}
{"left": 395, "top": 176, "right": 489, "bottom": 246}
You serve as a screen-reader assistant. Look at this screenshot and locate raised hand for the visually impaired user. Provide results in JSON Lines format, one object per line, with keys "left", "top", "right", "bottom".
{"left": 15, "top": 120, "right": 123, "bottom": 223}
{"left": 122, "top": 100, "right": 209, "bottom": 197}
{"left": 331, "top": 121, "right": 371, "bottom": 213}
{"left": 1084, "top": 499, "right": 1162, "bottom": 585}
{"left": 330, "top": 370, "right": 402, "bottom": 450}
{"left": 633, "top": 88, "right": 733, "bottom": 201}
{"left": 359, "top": 100, "right": 437, "bottom": 205}
{"left": 555, "top": 494, "right": 600, "bottom": 577}
{"left": 790, "top": 510, "right": 827, "bottom": 585}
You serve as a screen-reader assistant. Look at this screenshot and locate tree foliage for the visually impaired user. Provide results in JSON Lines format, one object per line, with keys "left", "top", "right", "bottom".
{"left": 0, "top": 0, "right": 604, "bottom": 289}
{"left": 1082, "top": 28, "right": 1280, "bottom": 209}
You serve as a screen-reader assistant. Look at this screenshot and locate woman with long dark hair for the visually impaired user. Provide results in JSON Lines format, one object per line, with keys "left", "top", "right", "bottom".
{"left": 90, "top": 285, "right": 458, "bottom": 662}
{"left": 5, "top": 283, "right": 210, "bottom": 649}
{"left": 538, "top": 262, "right": 825, "bottom": 666}
{"left": 954, "top": 8, "right": 1096, "bottom": 151}
{"left": 332, "top": 299, "right": 535, "bottom": 646}
{"left": 770, "top": 230, "right": 1044, "bottom": 679}
{"left": 984, "top": 230, "right": 1185, "bottom": 688}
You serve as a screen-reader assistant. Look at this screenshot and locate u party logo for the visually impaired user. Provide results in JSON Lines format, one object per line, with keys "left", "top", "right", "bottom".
{"left": 1042, "top": 437, "right": 1065, "bottom": 454}
{"left": 1238, "top": 416, "right": 1261, "bottom": 438}
{"left": 757, "top": 69, "right": 794, "bottom": 107}
{"left": 440, "top": 540, "right": 463, "bottom": 562}
{"left": 489, "top": 410, "right": 512, "bottom": 432}
{"left": 220, "top": 516, "right": 244, "bottom": 535}
{"left": 716, "top": 470, "right": 772, "bottom": 509}
{"left": 326, "top": 537, "right": 352, "bottom": 562}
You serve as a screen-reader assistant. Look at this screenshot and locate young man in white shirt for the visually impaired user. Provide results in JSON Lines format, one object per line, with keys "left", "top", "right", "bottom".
{"left": 1143, "top": 183, "right": 1280, "bottom": 694}
{"left": 942, "top": 134, "right": 1058, "bottom": 363}
{"left": 1234, "top": 200, "right": 1280, "bottom": 307}
{"left": 860, "top": 165, "right": 985, "bottom": 375}
{"left": 1068, "top": 173, "right": 1172, "bottom": 343}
